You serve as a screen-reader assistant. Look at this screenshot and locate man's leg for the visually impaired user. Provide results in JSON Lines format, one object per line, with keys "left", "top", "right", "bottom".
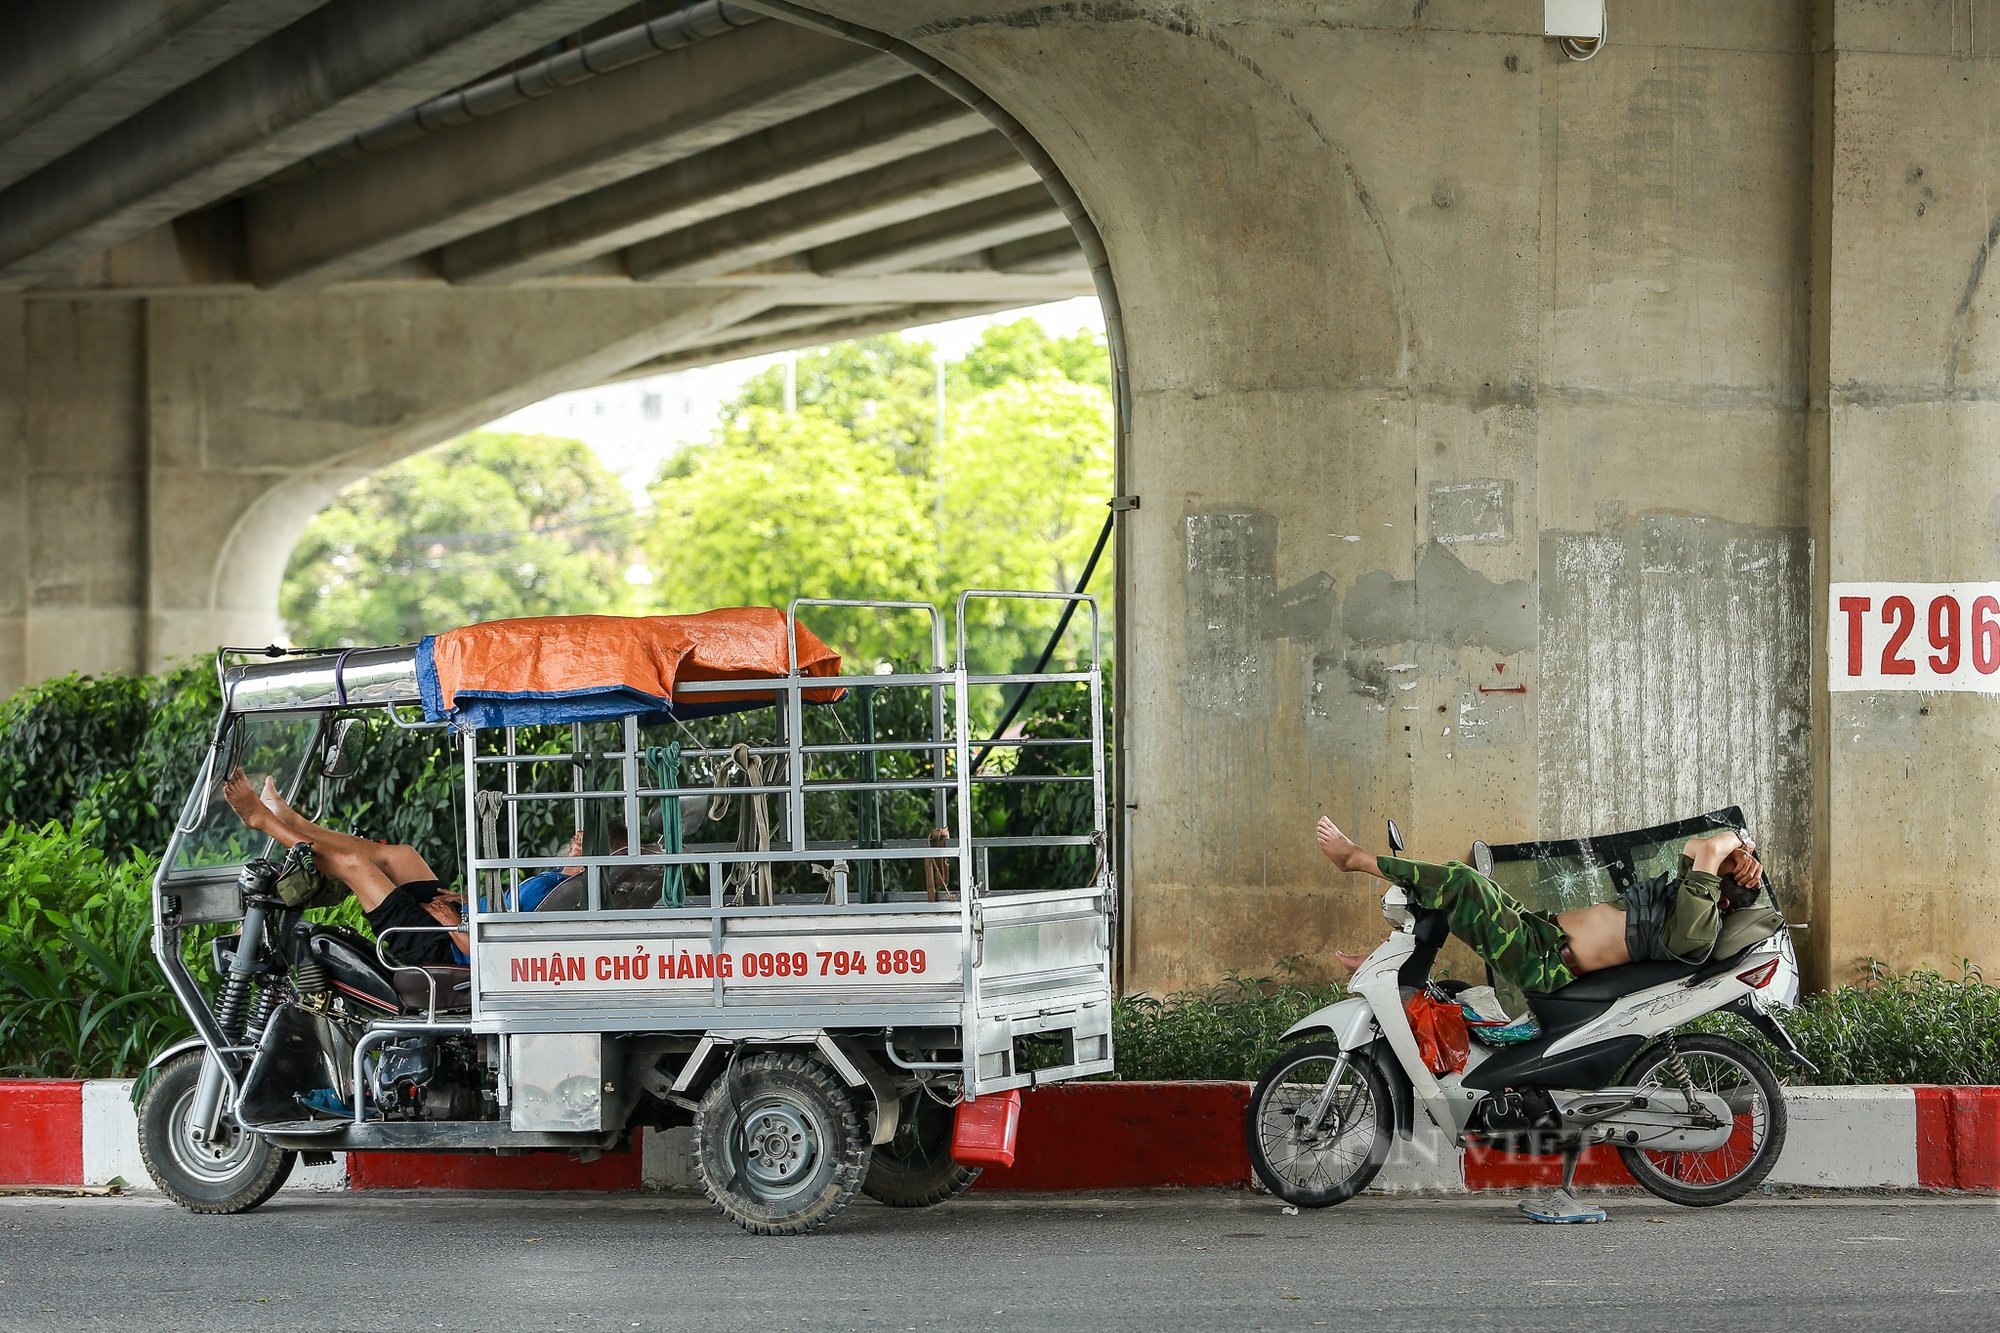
{"left": 1316, "top": 818, "right": 1573, "bottom": 992}
{"left": 247, "top": 773, "right": 436, "bottom": 885}
{"left": 223, "top": 769, "right": 458, "bottom": 962}
{"left": 1378, "top": 858, "right": 1576, "bottom": 993}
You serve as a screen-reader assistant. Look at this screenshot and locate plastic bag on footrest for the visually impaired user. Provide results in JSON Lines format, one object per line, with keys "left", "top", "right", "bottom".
{"left": 1404, "top": 987, "right": 1470, "bottom": 1074}
{"left": 1456, "top": 984, "right": 1541, "bottom": 1046}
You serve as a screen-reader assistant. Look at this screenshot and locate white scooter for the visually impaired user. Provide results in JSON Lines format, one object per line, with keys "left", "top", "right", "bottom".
{"left": 1246, "top": 819, "right": 1812, "bottom": 1213}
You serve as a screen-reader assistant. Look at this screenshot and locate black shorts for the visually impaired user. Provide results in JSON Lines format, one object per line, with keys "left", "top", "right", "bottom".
{"left": 363, "top": 880, "right": 459, "bottom": 967}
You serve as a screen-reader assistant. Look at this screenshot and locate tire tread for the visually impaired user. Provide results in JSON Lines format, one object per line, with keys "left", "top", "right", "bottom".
{"left": 690, "top": 1052, "right": 870, "bottom": 1236}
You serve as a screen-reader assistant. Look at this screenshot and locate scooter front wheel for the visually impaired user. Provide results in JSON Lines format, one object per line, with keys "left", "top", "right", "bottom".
{"left": 1246, "top": 1042, "right": 1393, "bottom": 1207}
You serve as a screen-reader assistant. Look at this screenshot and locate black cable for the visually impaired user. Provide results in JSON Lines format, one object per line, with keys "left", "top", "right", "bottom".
{"left": 970, "top": 507, "right": 1114, "bottom": 775}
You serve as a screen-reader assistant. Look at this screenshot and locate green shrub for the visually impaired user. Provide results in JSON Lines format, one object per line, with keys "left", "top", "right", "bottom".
{"left": 0, "top": 821, "right": 189, "bottom": 1078}
{"left": 1111, "top": 963, "right": 1345, "bottom": 1081}
{"left": 1692, "top": 961, "right": 2000, "bottom": 1086}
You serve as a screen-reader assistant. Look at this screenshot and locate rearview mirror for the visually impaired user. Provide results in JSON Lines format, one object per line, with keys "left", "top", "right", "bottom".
{"left": 322, "top": 717, "right": 359, "bottom": 779}
{"left": 1385, "top": 818, "right": 1404, "bottom": 855}
{"left": 1471, "top": 839, "right": 1494, "bottom": 876}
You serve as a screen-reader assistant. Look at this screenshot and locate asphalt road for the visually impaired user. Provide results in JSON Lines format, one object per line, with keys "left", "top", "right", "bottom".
{"left": 1, "top": 1190, "right": 1994, "bottom": 1332}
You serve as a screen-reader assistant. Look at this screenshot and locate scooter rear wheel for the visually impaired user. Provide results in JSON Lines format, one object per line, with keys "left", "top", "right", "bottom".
{"left": 1616, "top": 1032, "right": 1787, "bottom": 1207}
{"left": 1246, "top": 1042, "right": 1393, "bottom": 1207}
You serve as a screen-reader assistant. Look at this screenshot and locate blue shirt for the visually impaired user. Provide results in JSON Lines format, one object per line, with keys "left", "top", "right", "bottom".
{"left": 449, "top": 870, "right": 570, "bottom": 963}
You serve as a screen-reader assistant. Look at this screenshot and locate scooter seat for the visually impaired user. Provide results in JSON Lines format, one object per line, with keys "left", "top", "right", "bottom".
{"left": 390, "top": 965, "right": 471, "bottom": 1013}
{"left": 1527, "top": 940, "right": 1760, "bottom": 1005}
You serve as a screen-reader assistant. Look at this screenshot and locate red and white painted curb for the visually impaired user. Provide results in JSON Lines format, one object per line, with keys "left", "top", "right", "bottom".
{"left": 3, "top": 1079, "right": 1993, "bottom": 1194}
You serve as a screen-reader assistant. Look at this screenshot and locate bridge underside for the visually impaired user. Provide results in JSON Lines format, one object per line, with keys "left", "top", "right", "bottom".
{"left": 3, "top": 1, "right": 1995, "bottom": 992}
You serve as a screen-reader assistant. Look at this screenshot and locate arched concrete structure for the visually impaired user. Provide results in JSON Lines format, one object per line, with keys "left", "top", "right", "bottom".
{"left": 2, "top": 1, "right": 1996, "bottom": 996}
{"left": 770, "top": 0, "right": 2000, "bottom": 993}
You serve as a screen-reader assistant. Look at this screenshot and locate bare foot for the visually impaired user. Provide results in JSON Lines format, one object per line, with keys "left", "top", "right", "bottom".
{"left": 221, "top": 768, "right": 264, "bottom": 822}
{"left": 1334, "top": 948, "right": 1368, "bottom": 973}
{"left": 1315, "top": 816, "right": 1370, "bottom": 873}
{"left": 260, "top": 774, "right": 290, "bottom": 819}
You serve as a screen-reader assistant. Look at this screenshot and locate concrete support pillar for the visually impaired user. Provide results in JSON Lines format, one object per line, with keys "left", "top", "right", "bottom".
{"left": 0, "top": 297, "right": 149, "bottom": 683}
{"left": 819, "top": 1, "right": 1832, "bottom": 991}
{"left": 0, "top": 285, "right": 769, "bottom": 690}
{"left": 1814, "top": 5, "right": 2000, "bottom": 981}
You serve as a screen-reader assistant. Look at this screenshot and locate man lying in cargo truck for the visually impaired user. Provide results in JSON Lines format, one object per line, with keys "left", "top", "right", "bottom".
{"left": 222, "top": 767, "right": 468, "bottom": 966}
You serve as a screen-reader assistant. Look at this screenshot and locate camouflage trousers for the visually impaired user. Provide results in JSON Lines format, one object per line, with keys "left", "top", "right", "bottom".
{"left": 1376, "top": 856, "right": 1577, "bottom": 993}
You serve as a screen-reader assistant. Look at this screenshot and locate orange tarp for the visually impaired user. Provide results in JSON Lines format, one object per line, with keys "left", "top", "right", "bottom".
{"left": 420, "top": 609, "right": 843, "bottom": 727}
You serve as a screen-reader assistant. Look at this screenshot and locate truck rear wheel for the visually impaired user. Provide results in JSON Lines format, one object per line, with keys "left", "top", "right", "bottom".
{"left": 692, "top": 1052, "right": 870, "bottom": 1235}
{"left": 863, "top": 1091, "right": 980, "bottom": 1208}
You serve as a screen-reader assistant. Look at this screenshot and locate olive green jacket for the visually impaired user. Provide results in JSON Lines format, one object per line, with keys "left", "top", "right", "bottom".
{"left": 1616, "top": 855, "right": 1784, "bottom": 965}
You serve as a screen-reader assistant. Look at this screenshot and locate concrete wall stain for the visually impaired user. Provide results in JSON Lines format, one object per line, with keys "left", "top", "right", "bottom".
{"left": 1539, "top": 514, "right": 1813, "bottom": 908}
{"left": 1428, "top": 478, "right": 1514, "bottom": 544}
{"left": 1342, "top": 541, "right": 1537, "bottom": 655}
{"left": 1183, "top": 510, "right": 1277, "bottom": 716}
{"left": 1261, "top": 569, "right": 1337, "bottom": 642}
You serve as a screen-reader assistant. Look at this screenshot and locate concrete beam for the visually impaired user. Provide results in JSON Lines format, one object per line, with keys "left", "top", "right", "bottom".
{"left": 0, "top": 0, "right": 637, "bottom": 290}
{"left": 662, "top": 267, "right": 1093, "bottom": 306}
{"left": 991, "top": 228, "right": 1087, "bottom": 274}
{"left": 607, "top": 300, "right": 1017, "bottom": 380}
{"left": 810, "top": 183, "right": 1064, "bottom": 277}
{"left": 626, "top": 136, "right": 1039, "bottom": 281}
{"left": 245, "top": 20, "right": 902, "bottom": 288}
{"left": 0, "top": 1, "right": 325, "bottom": 194}
{"left": 439, "top": 77, "right": 991, "bottom": 285}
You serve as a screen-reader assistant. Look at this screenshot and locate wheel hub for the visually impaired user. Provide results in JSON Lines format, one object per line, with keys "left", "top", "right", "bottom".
{"left": 742, "top": 1104, "right": 816, "bottom": 1190}
{"left": 168, "top": 1092, "right": 254, "bottom": 1182}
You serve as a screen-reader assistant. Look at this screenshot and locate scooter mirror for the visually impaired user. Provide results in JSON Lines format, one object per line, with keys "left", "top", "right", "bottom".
{"left": 321, "top": 717, "right": 358, "bottom": 779}
{"left": 1471, "top": 839, "right": 1494, "bottom": 876}
{"left": 1385, "top": 818, "right": 1404, "bottom": 854}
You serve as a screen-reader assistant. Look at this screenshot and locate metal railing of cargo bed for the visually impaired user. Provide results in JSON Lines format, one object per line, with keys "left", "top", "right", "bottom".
{"left": 457, "top": 594, "right": 1107, "bottom": 1033}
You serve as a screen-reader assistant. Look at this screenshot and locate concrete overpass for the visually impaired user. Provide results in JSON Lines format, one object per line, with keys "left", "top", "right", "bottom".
{"left": 2, "top": 1, "right": 1995, "bottom": 994}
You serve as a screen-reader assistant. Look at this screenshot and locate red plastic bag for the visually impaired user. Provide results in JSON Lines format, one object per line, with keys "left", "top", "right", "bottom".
{"left": 1404, "top": 989, "right": 1470, "bottom": 1074}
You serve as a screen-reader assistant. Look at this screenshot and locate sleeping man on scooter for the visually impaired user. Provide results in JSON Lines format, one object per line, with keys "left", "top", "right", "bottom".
{"left": 1314, "top": 815, "right": 1779, "bottom": 1223}
{"left": 1315, "top": 816, "right": 1770, "bottom": 993}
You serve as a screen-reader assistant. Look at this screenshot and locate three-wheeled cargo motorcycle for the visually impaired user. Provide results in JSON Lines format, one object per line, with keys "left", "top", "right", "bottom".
{"left": 137, "top": 595, "right": 1113, "bottom": 1234}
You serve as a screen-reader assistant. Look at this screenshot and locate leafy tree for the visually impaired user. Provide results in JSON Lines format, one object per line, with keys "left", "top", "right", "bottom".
{"left": 941, "top": 373, "right": 1114, "bottom": 671}
{"left": 281, "top": 432, "right": 635, "bottom": 647}
{"left": 729, "top": 334, "right": 942, "bottom": 474}
{"left": 643, "top": 409, "right": 937, "bottom": 665}
{"left": 952, "top": 318, "right": 1111, "bottom": 395}
{"left": 649, "top": 324, "right": 1113, "bottom": 671}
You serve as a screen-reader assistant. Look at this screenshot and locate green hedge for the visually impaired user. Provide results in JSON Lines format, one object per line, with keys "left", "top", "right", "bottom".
{"left": 0, "top": 821, "right": 183, "bottom": 1078}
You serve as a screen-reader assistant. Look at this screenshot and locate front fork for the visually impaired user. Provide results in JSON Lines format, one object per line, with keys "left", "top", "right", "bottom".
{"left": 188, "top": 900, "right": 272, "bottom": 1143}
{"left": 1301, "top": 1053, "right": 1351, "bottom": 1128}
